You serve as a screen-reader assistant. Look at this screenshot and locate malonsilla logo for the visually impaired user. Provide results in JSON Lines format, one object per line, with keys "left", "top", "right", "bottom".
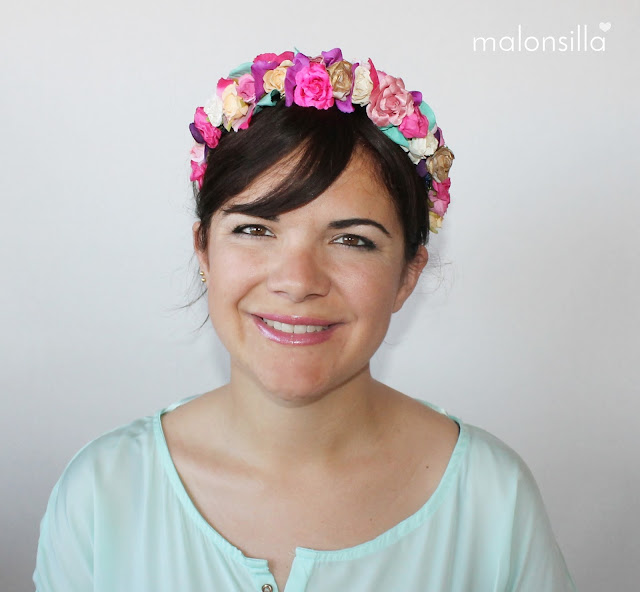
{"left": 473, "top": 22, "right": 611, "bottom": 52}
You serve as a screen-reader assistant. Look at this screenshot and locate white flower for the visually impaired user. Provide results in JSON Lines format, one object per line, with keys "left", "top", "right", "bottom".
{"left": 204, "top": 93, "right": 223, "bottom": 127}
{"left": 403, "top": 133, "right": 438, "bottom": 164}
{"left": 351, "top": 63, "right": 374, "bottom": 106}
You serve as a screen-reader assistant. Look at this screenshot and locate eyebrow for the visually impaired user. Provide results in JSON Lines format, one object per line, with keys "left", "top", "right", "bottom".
{"left": 223, "top": 212, "right": 391, "bottom": 237}
{"left": 327, "top": 218, "right": 391, "bottom": 237}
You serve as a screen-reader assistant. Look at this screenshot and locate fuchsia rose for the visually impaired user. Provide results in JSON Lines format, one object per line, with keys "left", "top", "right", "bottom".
{"left": 293, "top": 63, "right": 334, "bottom": 109}
{"left": 193, "top": 107, "right": 222, "bottom": 149}
{"left": 190, "top": 160, "right": 207, "bottom": 189}
{"left": 366, "top": 73, "right": 414, "bottom": 127}
{"left": 236, "top": 74, "right": 256, "bottom": 103}
{"left": 399, "top": 108, "right": 429, "bottom": 139}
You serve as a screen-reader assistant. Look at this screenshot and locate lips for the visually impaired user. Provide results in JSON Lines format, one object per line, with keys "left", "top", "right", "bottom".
{"left": 256, "top": 313, "right": 339, "bottom": 326}
{"left": 251, "top": 314, "right": 340, "bottom": 346}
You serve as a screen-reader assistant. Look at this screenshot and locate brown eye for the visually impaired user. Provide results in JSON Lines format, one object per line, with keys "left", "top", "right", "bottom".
{"left": 233, "top": 224, "right": 274, "bottom": 237}
{"left": 333, "top": 234, "right": 377, "bottom": 250}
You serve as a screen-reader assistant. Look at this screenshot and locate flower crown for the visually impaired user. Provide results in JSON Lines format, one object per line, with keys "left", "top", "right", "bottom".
{"left": 189, "top": 48, "right": 454, "bottom": 233}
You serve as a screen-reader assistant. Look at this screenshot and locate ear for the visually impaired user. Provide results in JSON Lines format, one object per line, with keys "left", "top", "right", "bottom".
{"left": 392, "top": 245, "right": 429, "bottom": 313}
{"left": 192, "top": 221, "right": 209, "bottom": 274}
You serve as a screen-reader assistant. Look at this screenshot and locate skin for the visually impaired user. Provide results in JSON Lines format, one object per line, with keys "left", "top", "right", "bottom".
{"left": 164, "top": 148, "right": 458, "bottom": 590}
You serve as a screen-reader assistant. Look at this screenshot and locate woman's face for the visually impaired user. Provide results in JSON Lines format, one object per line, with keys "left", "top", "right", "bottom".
{"left": 194, "top": 150, "right": 428, "bottom": 404}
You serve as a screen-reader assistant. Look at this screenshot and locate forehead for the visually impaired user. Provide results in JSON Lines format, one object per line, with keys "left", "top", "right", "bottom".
{"left": 225, "top": 148, "right": 397, "bottom": 220}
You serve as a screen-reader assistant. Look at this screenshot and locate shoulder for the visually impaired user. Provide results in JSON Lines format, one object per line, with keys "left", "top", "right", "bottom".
{"left": 59, "top": 413, "right": 156, "bottom": 491}
{"left": 460, "top": 424, "right": 539, "bottom": 489}
{"left": 34, "top": 412, "right": 160, "bottom": 589}
{"left": 41, "top": 411, "right": 161, "bottom": 530}
{"left": 456, "top": 423, "right": 542, "bottom": 499}
{"left": 464, "top": 424, "right": 532, "bottom": 473}
{"left": 454, "top": 424, "right": 577, "bottom": 589}
{"left": 455, "top": 423, "right": 558, "bottom": 538}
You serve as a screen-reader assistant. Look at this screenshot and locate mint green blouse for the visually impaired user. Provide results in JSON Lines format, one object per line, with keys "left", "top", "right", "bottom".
{"left": 34, "top": 396, "right": 576, "bottom": 591}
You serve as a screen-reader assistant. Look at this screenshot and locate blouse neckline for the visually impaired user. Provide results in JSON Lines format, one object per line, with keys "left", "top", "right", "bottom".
{"left": 152, "top": 394, "right": 469, "bottom": 565}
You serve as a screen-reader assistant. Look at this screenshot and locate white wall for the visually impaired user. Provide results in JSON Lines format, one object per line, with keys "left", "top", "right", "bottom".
{"left": 2, "top": 0, "right": 638, "bottom": 590}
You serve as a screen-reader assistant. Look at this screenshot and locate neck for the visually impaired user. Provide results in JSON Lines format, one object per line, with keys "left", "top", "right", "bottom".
{"left": 213, "top": 363, "right": 389, "bottom": 471}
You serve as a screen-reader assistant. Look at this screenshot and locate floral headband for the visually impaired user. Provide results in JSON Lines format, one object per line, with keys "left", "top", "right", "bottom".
{"left": 189, "top": 48, "right": 454, "bottom": 233}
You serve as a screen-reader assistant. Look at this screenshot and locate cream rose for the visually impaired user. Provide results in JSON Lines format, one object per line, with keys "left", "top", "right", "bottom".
{"left": 327, "top": 60, "right": 353, "bottom": 100}
{"left": 351, "top": 63, "right": 374, "bottom": 106}
{"left": 221, "top": 83, "right": 249, "bottom": 129}
{"left": 426, "top": 146, "right": 455, "bottom": 182}
{"left": 403, "top": 133, "right": 438, "bottom": 164}
{"left": 263, "top": 60, "right": 293, "bottom": 94}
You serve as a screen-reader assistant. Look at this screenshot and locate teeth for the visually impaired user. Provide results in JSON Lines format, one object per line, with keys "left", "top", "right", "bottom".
{"left": 261, "top": 317, "right": 329, "bottom": 333}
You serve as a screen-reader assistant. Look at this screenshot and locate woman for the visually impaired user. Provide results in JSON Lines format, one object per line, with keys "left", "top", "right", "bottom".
{"left": 34, "top": 48, "right": 575, "bottom": 591}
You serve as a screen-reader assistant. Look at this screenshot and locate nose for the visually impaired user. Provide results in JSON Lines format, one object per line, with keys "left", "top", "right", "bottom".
{"left": 266, "top": 242, "right": 331, "bottom": 303}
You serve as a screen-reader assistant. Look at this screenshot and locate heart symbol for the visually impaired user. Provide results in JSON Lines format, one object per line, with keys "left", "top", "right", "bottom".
{"left": 599, "top": 22, "right": 611, "bottom": 32}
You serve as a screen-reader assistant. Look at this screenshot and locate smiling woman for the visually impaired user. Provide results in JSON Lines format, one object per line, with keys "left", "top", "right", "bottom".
{"left": 196, "top": 147, "right": 425, "bottom": 404}
{"left": 33, "top": 48, "right": 575, "bottom": 592}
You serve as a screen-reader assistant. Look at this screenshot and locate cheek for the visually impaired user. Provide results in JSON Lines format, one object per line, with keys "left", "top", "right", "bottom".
{"left": 208, "top": 244, "right": 263, "bottom": 289}
{"left": 205, "top": 245, "right": 263, "bottom": 326}
{"left": 337, "top": 260, "right": 403, "bottom": 317}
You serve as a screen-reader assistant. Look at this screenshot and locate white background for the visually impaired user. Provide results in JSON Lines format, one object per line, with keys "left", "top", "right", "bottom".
{"left": 1, "top": 0, "right": 638, "bottom": 590}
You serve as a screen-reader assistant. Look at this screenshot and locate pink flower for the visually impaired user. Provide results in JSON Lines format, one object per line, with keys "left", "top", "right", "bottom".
{"left": 293, "top": 63, "right": 334, "bottom": 109}
{"left": 193, "top": 107, "right": 222, "bottom": 149}
{"left": 190, "top": 160, "right": 207, "bottom": 189}
{"left": 236, "top": 73, "right": 256, "bottom": 103}
{"left": 189, "top": 142, "right": 205, "bottom": 163}
{"left": 430, "top": 178, "right": 451, "bottom": 216}
{"left": 399, "top": 108, "right": 429, "bottom": 139}
{"left": 430, "top": 196, "right": 449, "bottom": 217}
{"left": 366, "top": 73, "right": 414, "bottom": 127}
{"left": 216, "top": 77, "right": 235, "bottom": 97}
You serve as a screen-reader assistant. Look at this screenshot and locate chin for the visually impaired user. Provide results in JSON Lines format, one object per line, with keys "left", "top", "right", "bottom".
{"left": 259, "top": 373, "right": 330, "bottom": 405}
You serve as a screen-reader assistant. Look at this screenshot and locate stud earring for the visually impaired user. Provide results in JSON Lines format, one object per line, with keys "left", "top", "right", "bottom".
{"left": 199, "top": 269, "right": 206, "bottom": 283}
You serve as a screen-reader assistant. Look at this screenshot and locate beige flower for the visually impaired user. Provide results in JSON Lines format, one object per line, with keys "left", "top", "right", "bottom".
{"left": 429, "top": 211, "right": 443, "bottom": 234}
{"left": 221, "top": 82, "right": 249, "bottom": 130}
{"left": 426, "top": 146, "right": 455, "bottom": 182}
{"left": 351, "top": 63, "right": 374, "bottom": 106}
{"left": 262, "top": 60, "right": 293, "bottom": 94}
{"left": 327, "top": 60, "right": 353, "bottom": 100}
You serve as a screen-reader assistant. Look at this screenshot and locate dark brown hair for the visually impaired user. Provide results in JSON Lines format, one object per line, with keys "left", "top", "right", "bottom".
{"left": 193, "top": 101, "right": 430, "bottom": 263}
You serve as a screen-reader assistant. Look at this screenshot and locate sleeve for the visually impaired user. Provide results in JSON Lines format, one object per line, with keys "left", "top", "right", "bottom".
{"left": 502, "top": 448, "right": 577, "bottom": 591}
{"left": 465, "top": 426, "right": 577, "bottom": 592}
{"left": 33, "top": 447, "right": 95, "bottom": 591}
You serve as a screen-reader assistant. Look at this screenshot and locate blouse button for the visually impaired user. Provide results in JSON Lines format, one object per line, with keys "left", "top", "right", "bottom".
{"left": 262, "top": 585, "right": 273, "bottom": 592}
